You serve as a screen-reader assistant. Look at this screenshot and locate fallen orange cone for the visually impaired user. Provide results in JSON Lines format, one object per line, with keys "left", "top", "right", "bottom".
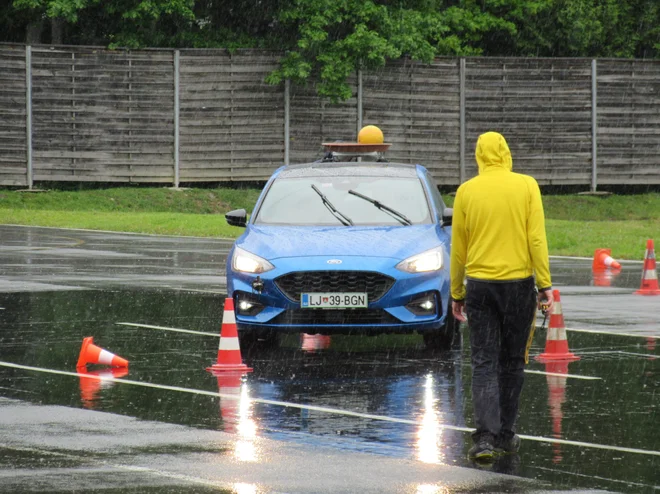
{"left": 536, "top": 290, "right": 580, "bottom": 362}
{"left": 592, "top": 248, "right": 621, "bottom": 271}
{"left": 634, "top": 239, "right": 660, "bottom": 296}
{"left": 76, "top": 337, "right": 129, "bottom": 369}
{"left": 207, "top": 298, "right": 253, "bottom": 373}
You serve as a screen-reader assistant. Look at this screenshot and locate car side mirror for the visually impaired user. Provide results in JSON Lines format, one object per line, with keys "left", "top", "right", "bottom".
{"left": 441, "top": 207, "right": 453, "bottom": 227}
{"left": 225, "top": 209, "right": 247, "bottom": 228}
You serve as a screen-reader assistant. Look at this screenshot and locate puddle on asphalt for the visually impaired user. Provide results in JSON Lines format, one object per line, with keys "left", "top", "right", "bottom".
{"left": 0, "top": 289, "right": 658, "bottom": 493}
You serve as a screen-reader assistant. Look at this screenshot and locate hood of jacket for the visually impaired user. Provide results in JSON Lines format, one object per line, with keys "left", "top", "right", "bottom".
{"left": 475, "top": 132, "right": 513, "bottom": 174}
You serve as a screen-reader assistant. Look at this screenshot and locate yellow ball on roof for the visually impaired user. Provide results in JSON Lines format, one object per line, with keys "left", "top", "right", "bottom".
{"left": 358, "top": 125, "right": 384, "bottom": 144}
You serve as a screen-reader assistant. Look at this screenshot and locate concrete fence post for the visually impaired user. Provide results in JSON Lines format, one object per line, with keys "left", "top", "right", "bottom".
{"left": 25, "top": 45, "right": 33, "bottom": 189}
{"left": 173, "top": 49, "right": 181, "bottom": 188}
{"left": 284, "top": 78, "right": 290, "bottom": 166}
{"left": 591, "top": 59, "right": 598, "bottom": 192}
{"left": 459, "top": 58, "right": 466, "bottom": 185}
{"left": 357, "top": 69, "right": 363, "bottom": 136}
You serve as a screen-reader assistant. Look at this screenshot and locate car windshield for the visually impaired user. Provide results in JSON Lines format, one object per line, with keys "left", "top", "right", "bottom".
{"left": 254, "top": 176, "right": 432, "bottom": 226}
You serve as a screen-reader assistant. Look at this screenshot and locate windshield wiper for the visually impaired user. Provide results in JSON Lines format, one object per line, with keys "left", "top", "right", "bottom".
{"left": 311, "top": 185, "right": 354, "bottom": 226}
{"left": 348, "top": 190, "right": 412, "bottom": 226}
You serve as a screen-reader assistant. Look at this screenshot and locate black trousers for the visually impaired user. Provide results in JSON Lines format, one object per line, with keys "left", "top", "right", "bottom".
{"left": 465, "top": 277, "right": 537, "bottom": 442}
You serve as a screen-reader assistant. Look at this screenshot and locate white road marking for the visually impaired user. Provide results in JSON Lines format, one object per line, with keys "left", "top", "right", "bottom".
{"left": 565, "top": 327, "right": 659, "bottom": 339}
{"left": 116, "top": 322, "right": 219, "bottom": 337}
{"left": 578, "top": 350, "right": 656, "bottom": 359}
{"left": 613, "top": 350, "right": 657, "bottom": 358}
{"left": 172, "top": 288, "right": 226, "bottom": 295}
{"left": 531, "top": 464, "right": 655, "bottom": 489}
{"left": 549, "top": 255, "right": 643, "bottom": 264}
{"left": 523, "top": 370, "right": 601, "bottom": 380}
{"left": 1, "top": 361, "right": 659, "bottom": 458}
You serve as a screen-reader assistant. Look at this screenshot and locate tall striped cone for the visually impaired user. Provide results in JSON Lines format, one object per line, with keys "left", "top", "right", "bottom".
{"left": 634, "top": 239, "right": 660, "bottom": 296}
{"left": 207, "top": 298, "right": 253, "bottom": 373}
{"left": 536, "top": 290, "right": 580, "bottom": 362}
{"left": 76, "top": 337, "right": 129, "bottom": 369}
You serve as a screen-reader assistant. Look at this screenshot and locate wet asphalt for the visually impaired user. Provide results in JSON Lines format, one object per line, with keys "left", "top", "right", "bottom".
{"left": 0, "top": 225, "right": 658, "bottom": 493}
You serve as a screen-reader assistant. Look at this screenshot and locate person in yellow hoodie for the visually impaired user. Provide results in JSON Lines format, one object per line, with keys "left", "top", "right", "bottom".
{"left": 450, "top": 131, "right": 554, "bottom": 462}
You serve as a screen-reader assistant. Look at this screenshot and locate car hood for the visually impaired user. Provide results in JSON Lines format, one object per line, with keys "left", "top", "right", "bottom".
{"left": 236, "top": 225, "right": 447, "bottom": 260}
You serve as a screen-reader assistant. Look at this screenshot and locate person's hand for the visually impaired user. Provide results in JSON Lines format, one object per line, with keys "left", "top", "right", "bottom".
{"left": 452, "top": 300, "right": 467, "bottom": 322}
{"left": 538, "top": 289, "right": 554, "bottom": 314}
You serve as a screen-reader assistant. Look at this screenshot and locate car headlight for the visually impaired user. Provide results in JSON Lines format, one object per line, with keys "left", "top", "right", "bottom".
{"left": 396, "top": 246, "right": 444, "bottom": 273}
{"left": 232, "top": 247, "right": 274, "bottom": 274}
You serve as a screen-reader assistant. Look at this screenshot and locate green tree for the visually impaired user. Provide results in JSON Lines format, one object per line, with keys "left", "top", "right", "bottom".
{"left": 10, "top": 0, "right": 197, "bottom": 47}
{"left": 265, "top": 0, "right": 521, "bottom": 101}
{"left": 3, "top": 0, "right": 659, "bottom": 99}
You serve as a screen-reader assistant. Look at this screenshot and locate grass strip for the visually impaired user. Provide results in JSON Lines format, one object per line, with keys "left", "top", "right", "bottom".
{"left": 3, "top": 208, "right": 657, "bottom": 259}
{"left": 0, "top": 209, "right": 243, "bottom": 239}
{"left": 2, "top": 189, "right": 659, "bottom": 259}
{"left": 546, "top": 219, "right": 660, "bottom": 259}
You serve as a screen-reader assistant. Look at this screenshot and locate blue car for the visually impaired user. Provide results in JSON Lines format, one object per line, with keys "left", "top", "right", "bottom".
{"left": 225, "top": 154, "right": 457, "bottom": 349}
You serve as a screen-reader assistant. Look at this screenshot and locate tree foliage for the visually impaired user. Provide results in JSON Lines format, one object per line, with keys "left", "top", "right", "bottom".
{"left": 3, "top": 0, "right": 659, "bottom": 100}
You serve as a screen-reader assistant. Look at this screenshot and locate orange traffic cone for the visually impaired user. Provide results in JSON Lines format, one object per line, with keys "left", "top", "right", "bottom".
{"left": 301, "top": 333, "right": 331, "bottom": 353}
{"left": 545, "top": 360, "right": 570, "bottom": 464}
{"left": 76, "top": 337, "right": 129, "bottom": 369}
{"left": 78, "top": 367, "right": 129, "bottom": 409}
{"left": 634, "top": 239, "right": 660, "bottom": 296}
{"left": 536, "top": 290, "right": 580, "bottom": 362}
{"left": 207, "top": 298, "right": 253, "bottom": 373}
{"left": 592, "top": 248, "right": 621, "bottom": 271}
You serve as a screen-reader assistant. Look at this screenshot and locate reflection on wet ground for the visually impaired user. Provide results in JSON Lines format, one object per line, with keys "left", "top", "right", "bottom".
{"left": 1, "top": 289, "right": 658, "bottom": 493}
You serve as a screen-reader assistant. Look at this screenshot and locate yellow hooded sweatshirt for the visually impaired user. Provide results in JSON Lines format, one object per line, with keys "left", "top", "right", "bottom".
{"left": 450, "top": 132, "right": 552, "bottom": 301}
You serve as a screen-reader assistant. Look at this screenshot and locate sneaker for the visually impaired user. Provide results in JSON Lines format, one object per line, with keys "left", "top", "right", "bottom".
{"left": 468, "top": 438, "right": 495, "bottom": 461}
{"left": 495, "top": 433, "right": 521, "bottom": 454}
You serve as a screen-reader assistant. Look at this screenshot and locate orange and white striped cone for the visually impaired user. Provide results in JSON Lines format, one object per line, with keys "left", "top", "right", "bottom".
{"left": 634, "top": 239, "right": 660, "bottom": 296}
{"left": 544, "top": 360, "right": 569, "bottom": 464}
{"left": 536, "top": 290, "right": 580, "bottom": 362}
{"left": 592, "top": 248, "right": 621, "bottom": 271}
{"left": 76, "top": 337, "right": 129, "bottom": 369}
{"left": 207, "top": 298, "right": 253, "bottom": 373}
{"left": 77, "top": 367, "right": 129, "bottom": 409}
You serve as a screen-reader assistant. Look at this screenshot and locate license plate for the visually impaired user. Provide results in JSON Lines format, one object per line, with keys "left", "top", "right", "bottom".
{"left": 300, "top": 292, "right": 368, "bottom": 309}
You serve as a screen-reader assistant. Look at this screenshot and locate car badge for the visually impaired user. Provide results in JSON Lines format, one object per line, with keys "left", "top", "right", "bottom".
{"left": 327, "top": 259, "right": 342, "bottom": 264}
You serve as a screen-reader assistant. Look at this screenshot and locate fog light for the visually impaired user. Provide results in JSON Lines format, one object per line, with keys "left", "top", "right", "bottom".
{"left": 236, "top": 293, "right": 265, "bottom": 316}
{"left": 405, "top": 293, "right": 439, "bottom": 316}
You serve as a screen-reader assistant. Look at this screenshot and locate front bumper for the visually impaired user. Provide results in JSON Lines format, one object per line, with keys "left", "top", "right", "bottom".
{"left": 228, "top": 263, "right": 450, "bottom": 335}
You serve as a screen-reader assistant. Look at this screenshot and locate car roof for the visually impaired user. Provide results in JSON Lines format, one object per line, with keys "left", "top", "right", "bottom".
{"left": 278, "top": 161, "right": 421, "bottom": 179}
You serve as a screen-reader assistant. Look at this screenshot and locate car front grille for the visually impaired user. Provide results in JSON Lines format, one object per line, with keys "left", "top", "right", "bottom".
{"left": 270, "top": 309, "right": 399, "bottom": 325}
{"left": 274, "top": 271, "right": 395, "bottom": 303}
